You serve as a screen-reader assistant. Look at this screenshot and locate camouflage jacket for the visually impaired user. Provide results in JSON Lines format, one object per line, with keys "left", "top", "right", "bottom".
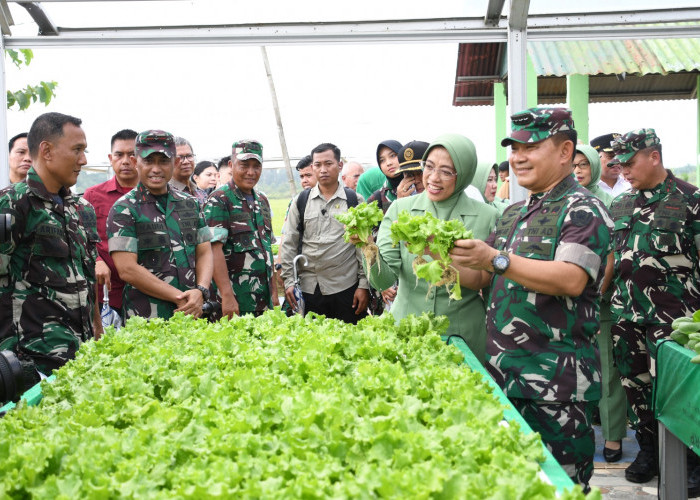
{"left": 610, "top": 170, "right": 700, "bottom": 324}
{"left": 485, "top": 175, "right": 613, "bottom": 402}
{"left": 0, "top": 168, "right": 98, "bottom": 373}
{"left": 204, "top": 182, "right": 274, "bottom": 313}
{"left": 107, "top": 183, "right": 211, "bottom": 320}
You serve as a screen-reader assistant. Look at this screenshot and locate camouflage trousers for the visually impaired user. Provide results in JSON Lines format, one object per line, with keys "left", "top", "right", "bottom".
{"left": 511, "top": 398, "right": 595, "bottom": 490}
{"left": 611, "top": 321, "right": 672, "bottom": 441}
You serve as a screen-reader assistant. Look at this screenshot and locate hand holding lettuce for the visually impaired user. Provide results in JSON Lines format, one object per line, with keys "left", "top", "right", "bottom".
{"left": 390, "top": 210, "right": 473, "bottom": 300}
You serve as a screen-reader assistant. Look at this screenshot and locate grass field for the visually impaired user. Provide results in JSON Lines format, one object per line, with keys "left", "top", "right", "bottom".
{"left": 269, "top": 197, "right": 292, "bottom": 237}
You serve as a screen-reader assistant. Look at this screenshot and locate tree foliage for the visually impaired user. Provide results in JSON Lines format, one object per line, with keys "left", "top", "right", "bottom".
{"left": 5, "top": 48, "right": 58, "bottom": 111}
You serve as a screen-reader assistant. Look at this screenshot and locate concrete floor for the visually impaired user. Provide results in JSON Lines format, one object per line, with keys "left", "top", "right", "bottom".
{"left": 590, "top": 425, "right": 698, "bottom": 499}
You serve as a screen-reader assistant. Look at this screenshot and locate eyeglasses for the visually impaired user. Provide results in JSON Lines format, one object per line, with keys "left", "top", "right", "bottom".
{"left": 573, "top": 160, "right": 590, "bottom": 169}
{"left": 422, "top": 162, "right": 457, "bottom": 180}
{"left": 177, "top": 154, "right": 195, "bottom": 162}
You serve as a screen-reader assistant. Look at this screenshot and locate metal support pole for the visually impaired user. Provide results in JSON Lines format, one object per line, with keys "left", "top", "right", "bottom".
{"left": 506, "top": 0, "right": 530, "bottom": 203}
{"left": 659, "top": 421, "right": 688, "bottom": 500}
{"left": 0, "top": 37, "right": 9, "bottom": 187}
{"left": 567, "top": 74, "right": 590, "bottom": 144}
{"left": 696, "top": 74, "right": 700, "bottom": 187}
{"left": 494, "top": 81, "right": 507, "bottom": 164}
{"left": 261, "top": 46, "right": 296, "bottom": 197}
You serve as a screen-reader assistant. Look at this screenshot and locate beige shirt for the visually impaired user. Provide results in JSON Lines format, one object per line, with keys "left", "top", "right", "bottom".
{"left": 280, "top": 182, "right": 369, "bottom": 294}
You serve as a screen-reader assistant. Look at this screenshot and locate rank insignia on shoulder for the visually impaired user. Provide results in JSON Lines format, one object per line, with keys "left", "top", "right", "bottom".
{"left": 570, "top": 210, "right": 593, "bottom": 227}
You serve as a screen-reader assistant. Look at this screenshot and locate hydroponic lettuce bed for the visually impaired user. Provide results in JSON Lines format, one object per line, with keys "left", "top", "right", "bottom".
{"left": 0, "top": 310, "right": 593, "bottom": 499}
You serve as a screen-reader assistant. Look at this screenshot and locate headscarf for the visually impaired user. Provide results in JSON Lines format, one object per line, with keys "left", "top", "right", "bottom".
{"left": 355, "top": 167, "right": 385, "bottom": 199}
{"left": 576, "top": 144, "right": 612, "bottom": 207}
{"left": 471, "top": 161, "right": 497, "bottom": 198}
{"left": 375, "top": 140, "right": 403, "bottom": 192}
{"left": 422, "top": 134, "right": 478, "bottom": 219}
{"left": 470, "top": 160, "right": 508, "bottom": 215}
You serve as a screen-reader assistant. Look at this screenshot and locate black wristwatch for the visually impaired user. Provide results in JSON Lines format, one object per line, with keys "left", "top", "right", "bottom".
{"left": 196, "top": 285, "right": 210, "bottom": 302}
{"left": 492, "top": 251, "right": 510, "bottom": 275}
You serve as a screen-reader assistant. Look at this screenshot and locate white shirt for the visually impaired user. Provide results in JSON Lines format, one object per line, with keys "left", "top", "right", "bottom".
{"left": 598, "top": 177, "right": 631, "bottom": 198}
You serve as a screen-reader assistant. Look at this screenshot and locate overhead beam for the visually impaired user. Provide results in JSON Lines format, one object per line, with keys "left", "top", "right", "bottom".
{"left": 485, "top": 0, "right": 506, "bottom": 27}
{"left": 4, "top": 20, "right": 700, "bottom": 48}
{"left": 17, "top": 2, "right": 58, "bottom": 35}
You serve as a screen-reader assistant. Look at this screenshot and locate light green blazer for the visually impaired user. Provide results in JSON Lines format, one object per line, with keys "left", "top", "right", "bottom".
{"left": 365, "top": 192, "right": 498, "bottom": 362}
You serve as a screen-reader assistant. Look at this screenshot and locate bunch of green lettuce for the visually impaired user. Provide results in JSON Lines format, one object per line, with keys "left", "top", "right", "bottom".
{"left": 335, "top": 201, "right": 384, "bottom": 267}
{"left": 390, "top": 210, "right": 473, "bottom": 300}
{"left": 0, "top": 311, "right": 593, "bottom": 499}
{"left": 334, "top": 201, "right": 384, "bottom": 245}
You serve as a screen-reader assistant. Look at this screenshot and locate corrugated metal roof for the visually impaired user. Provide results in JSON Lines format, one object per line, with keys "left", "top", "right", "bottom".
{"left": 453, "top": 37, "right": 700, "bottom": 106}
{"left": 528, "top": 38, "right": 700, "bottom": 77}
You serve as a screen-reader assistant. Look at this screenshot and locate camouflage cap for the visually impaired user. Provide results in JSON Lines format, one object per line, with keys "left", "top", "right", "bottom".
{"left": 397, "top": 140, "right": 429, "bottom": 173}
{"left": 611, "top": 128, "right": 661, "bottom": 164}
{"left": 590, "top": 133, "right": 621, "bottom": 153}
{"left": 134, "top": 130, "right": 176, "bottom": 159}
{"left": 501, "top": 107, "right": 575, "bottom": 146}
{"left": 232, "top": 140, "right": 263, "bottom": 163}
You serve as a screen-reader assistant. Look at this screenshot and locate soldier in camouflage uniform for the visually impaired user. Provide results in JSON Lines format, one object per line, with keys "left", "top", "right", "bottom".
{"left": 451, "top": 107, "right": 614, "bottom": 491}
{"left": 609, "top": 129, "right": 700, "bottom": 489}
{"left": 0, "top": 112, "right": 100, "bottom": 375}
{"left": 204, "top": 140, "right": 278, "bottom": 318}
{"left": 107, "top": 130, "right": 213, "bottom": 321}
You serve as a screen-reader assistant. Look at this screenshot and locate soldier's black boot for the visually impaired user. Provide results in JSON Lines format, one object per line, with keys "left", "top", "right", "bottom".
{"left": 625, "top": 432, "right": 658, "bottom": 484}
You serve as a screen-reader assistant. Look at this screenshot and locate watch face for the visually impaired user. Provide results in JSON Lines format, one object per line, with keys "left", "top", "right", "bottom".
{"left": 494, "top": 255, "right": 509, "bottom": 272}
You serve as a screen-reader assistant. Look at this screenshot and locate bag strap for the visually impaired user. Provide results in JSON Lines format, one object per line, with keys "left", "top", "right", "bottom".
{"left": 296, "top": 188, "right": 311, "bottom": 255}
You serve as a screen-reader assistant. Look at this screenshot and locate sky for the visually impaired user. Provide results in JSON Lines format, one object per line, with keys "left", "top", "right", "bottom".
{"left": 2, "top": 0, "right": 699, "bottom": 175}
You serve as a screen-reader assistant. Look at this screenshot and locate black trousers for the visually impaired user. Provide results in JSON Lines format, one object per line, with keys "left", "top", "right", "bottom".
{"left": 303, "top": 283, "right": 367, "bottom": 325}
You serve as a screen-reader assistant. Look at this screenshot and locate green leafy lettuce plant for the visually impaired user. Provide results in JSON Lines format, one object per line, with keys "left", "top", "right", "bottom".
{"left": 0, "top": 311, "right": 593, "bottom": 499}
{"left": 335, "top": 201, "right": 384, "bottom": 267}
{"left": 390, "top": 210, "right": 473, "bottom": 300}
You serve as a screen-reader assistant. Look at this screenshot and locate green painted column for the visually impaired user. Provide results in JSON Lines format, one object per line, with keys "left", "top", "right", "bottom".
{"left": 567, "top": 74, "right": 590, "bottom": 144}
{"left": 696, "top": 75, "right": 700, "bottom": 186}
{"left": 494, "top": 81, "right": 507, "bottom": 164}
{"left": 526, "top": 54, "right": 537, "bottom": 107}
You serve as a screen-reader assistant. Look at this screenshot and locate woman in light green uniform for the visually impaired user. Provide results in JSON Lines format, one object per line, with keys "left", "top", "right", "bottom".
{"left": 364, "top": 134, "right": 498, "bottom": 361}
{"left": 471, "top": 161, "right": 510, "bottom": 215}
{"left": 575, "top": 144, "right": 627, "bottom": 462}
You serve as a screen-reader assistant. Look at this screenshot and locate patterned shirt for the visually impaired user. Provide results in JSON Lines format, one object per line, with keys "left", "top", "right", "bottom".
{"left": 485, "top": 175, "right": 613, "bottom": 403}
{"left": 204, "top": 182, "right": 275, "bottom": 314}
{"left": 107, "top": 183, "right": 211, "bottom": 320}
{"left": 0, "top": 168, "right": 98, "bottom": 372}
{"left": 610, "top": 170, "right": 700, "bottom": 324}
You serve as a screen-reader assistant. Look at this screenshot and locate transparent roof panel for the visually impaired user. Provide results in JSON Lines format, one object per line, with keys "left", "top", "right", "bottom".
{"left": 7, "top": 0, "right": 486, "bottom": 34}
{"left": 8, "top": 0, "right": 699, "bottom": 37}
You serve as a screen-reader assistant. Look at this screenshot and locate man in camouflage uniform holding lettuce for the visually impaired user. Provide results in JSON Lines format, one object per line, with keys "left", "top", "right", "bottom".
{"left": 107, "top": 130, "right": 213, "bottom": 321}
{"left": 609, "top": 129, "right": 700, "bottom": 491}
{"left": 204, "top": 140, "right": 278, "bottom": 317}
{"left": 0, "top": 112, "right": 100, "bottom": 375}
{"left": 451, "top": 107, "right": 613, "bottom": 492}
